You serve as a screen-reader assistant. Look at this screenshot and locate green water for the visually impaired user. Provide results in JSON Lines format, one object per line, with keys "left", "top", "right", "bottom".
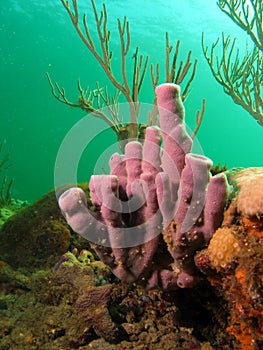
{"left": 0, "top": 0, "right": 262, "bottom": 202}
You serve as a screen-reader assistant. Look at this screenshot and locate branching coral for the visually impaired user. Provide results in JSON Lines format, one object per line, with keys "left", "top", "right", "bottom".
{"left": 202, "top": 0, "right": 263, "bottom": 126}
{"left": 47, "top": 0, "right": 204, "bottom": 146}
{"left": 218, "top": 0, "right": 263, "bottom": 50}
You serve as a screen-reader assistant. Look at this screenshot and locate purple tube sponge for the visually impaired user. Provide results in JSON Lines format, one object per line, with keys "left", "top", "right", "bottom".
{"left": 157, "top": 153, "right": 227, "bottom": 288}
{"left": 154, "top": 84, "right": 228, "bottom": 287}
{"left": 58, "top": 83, "right": 228, "bottom": 290}
{"left": 156, "top": 83, "right": 192, "bottom": 198}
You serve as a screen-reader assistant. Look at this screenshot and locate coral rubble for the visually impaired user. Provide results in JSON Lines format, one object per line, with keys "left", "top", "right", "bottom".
{"left": 0, "top": 248, "right": 220, "bottom": 349}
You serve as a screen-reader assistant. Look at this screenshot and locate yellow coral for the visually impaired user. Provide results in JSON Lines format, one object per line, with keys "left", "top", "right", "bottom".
{"left": 207, "top": 227, "right": 241, "bottom": 271}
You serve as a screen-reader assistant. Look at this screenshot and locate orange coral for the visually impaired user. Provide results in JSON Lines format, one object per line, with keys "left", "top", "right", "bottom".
{"left": 206, "top": 227, "right": 241, "bottom": 271}
{"left": 221, "top": 224, "right": 263, "bottom": 350}
{"left": 226, "top": 250, "right": 263, "bottom": 350}
{"left": 242, "top": 216, "right": 263, "bottom": 240}
{"left": 196, "top": 177, "right": 263, "bottom": 350}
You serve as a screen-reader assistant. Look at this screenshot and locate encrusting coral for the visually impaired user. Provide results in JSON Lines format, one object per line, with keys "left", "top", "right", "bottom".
{"left": 195, "top": 165, "right": 263, "bottom": 350}
{"left": 59, "top": 83, "right": 228, "bottom": 290}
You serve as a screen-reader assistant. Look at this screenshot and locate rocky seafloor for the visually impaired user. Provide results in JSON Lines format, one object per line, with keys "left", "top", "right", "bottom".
{"left": 0, "top": 171, "right": 262, "bottom": 350}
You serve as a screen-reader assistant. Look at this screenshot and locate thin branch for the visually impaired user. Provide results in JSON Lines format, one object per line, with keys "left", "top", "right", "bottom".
{"left": 150, "top": 63, "right": 159, "bottom": 91}
{"left": 164, "top": 33, "right": 198, "bottom": 101}
{"left": 61, "top": 1, "right": 148, "bottom": 111}
{"left": 46, "top": 72, "right": 79, "bottom": 107}
{"left": 51, "top": 1, "right": 199, "bottom": 144}
{"left": 192, "top": 99, "right": 206, "bottom": 139}
{"left": 202, "top": 32, "right": 263, "bottom": 125}
{"left": 46, "top": 72, "right": 120, "bottom": 131}
{"left": 58, "top": 0, "right": 152, "bottom": 141}
{"left": 217, "top": 0, "right": 263, "bottom": 51}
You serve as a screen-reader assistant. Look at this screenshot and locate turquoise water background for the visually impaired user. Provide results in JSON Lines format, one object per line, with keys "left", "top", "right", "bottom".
{"left": 0, "top": 0, "right": 262, "bottom": 202}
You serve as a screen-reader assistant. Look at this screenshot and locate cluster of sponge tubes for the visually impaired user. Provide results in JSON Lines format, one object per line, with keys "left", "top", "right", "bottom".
{"left": 58, "top": 83, "right": 228, "bottom": 290}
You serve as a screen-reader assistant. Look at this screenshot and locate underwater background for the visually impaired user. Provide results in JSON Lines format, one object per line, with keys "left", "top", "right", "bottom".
{"left": 0, "top": 0, "right": 262, "bottom": 203}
